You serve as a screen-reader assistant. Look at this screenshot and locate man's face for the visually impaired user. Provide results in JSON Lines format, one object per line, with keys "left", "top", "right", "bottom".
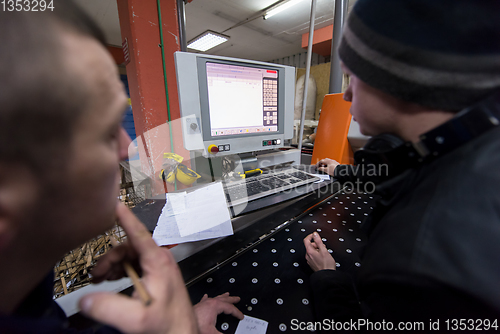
{"left": 342, "top": 63, "right": 399, "bottom": 136}
{"left": 40, "top": 31, "right": 131, "bottom": 252}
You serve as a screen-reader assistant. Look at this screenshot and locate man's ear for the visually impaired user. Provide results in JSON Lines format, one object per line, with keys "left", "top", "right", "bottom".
{"left": 0, "top": 163, "right": 39, "bottom": 252}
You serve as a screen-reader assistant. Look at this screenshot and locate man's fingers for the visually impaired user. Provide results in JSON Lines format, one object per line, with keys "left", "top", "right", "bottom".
{"left": 316, "top": 158, "right": 331, "bottom": 166}
{"left": 115, "top": 203, "right": 177, "bottom": 274}
{"left": 91, "top": 246, "right": 128, "bottom": 280}
{"left": 204, "top": 293, "right": 241, "bottom": 306}
{"left": 79, "top": 292, "right": 145, "bottom": 333}
{"left": 303, "top": 233, "right": 315, "bottom": 252}
{"left": 303, "top": 233, "right": 313, "bottom": 243}
{"left": 316, "top": 166, "right": 328, "bottom": 174}
{"left": 115, "top": 202, "right": 157, "bottom": 256}
{"left": 218, "top": 303, "right": 244, "bottom": 320}
{"left": 304, "top": 240, "right": 315, "bottom": 254}
{"left": 304, "top": 233, "right": 321, "bottom": 253}
{"left": 215, "top": 295, "right": 240, "bottom": 304}
{"left": 216, "top": 292, "right": 230, "bottom": 298}
{"left": 312, "top": 232, "right": 326, "bottom": 249}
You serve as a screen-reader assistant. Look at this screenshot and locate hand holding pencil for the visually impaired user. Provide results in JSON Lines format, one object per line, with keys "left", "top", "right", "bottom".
{"left": 107, "top": 234, "right": 152, "bottom": 306}
{"left": 79, "top": 202, "right": 198, "bottom": 334}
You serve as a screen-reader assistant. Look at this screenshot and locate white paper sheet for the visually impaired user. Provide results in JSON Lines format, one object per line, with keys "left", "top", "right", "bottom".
{"left": 235, "top": 315, "right": 268, "bottom": 334}
{"left": 313, "top": 173, "right": 331, "bottom": 183}
{"left": 152, "top": 182, "right": 233, "bottom": 245}
{"left": 169, "top": 192, "right": 187, "bottom": 216}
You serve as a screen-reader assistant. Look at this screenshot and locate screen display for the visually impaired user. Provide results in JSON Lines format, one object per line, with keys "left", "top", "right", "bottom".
{"left": 206, "top": 62, "right": 279, "bottom": 137}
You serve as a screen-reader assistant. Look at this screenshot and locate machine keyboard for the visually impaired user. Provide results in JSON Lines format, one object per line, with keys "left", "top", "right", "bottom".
{"left": 223, "top": 168, "right": 320, "bottom": 206}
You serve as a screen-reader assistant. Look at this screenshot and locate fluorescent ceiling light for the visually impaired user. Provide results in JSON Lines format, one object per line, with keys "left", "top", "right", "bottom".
{"left": 187, "top": 30, "right": 229, "bottom": 52}
{"left": 264, "top": 0, "right": 306, "bottom": 20}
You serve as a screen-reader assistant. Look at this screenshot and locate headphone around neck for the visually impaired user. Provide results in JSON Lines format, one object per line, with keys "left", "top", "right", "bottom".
{"left": 354, "top": 91, "right": 500, "bottom": 183}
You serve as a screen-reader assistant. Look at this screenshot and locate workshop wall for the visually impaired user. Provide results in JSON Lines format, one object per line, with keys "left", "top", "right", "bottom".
{"left": 296, "top": 62, "right": 331, "bottom": 120}
{"left": 296, "top": 63, "right": 351, "bottom": 120}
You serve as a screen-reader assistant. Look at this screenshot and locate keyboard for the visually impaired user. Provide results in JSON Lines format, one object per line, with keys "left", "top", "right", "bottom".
{"left": 223, "top": 167, "right": 321, "bottom": 206}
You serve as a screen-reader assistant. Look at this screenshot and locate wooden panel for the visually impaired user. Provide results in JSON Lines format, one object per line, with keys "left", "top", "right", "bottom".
{"left": 296, "top": 62, "right": 332, "bottom": 120}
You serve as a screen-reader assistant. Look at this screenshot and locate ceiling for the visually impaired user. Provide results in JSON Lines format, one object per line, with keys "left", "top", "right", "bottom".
{"left": 74, "top": 0, "right": 356, "bottom": 62}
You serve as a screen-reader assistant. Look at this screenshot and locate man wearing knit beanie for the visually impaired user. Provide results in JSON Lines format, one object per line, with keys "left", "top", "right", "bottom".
{"left": 307, "top": 0, "right": 500, "bottom": 326}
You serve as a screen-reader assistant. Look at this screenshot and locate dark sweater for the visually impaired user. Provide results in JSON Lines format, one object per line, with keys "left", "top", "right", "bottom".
{"left": 0, "top": 273, "right": 120, "bottom": 334}
{"left": 311, "top": 126, "right": 500, "bottom": 331}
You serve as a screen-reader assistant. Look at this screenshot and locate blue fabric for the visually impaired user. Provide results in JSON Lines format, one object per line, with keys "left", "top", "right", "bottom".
{"left": 0, "top": 273, "right": 121, "bottom": 334}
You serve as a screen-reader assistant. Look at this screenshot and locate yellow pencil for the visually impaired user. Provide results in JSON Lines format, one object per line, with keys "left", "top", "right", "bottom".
{"left": 108, "top": 234, "right": 153, "bottom": 306}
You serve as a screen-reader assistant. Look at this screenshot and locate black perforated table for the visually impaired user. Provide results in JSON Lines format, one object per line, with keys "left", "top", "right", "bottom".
{"left": 186, "top": 189, "right": 377, "bottom": 333}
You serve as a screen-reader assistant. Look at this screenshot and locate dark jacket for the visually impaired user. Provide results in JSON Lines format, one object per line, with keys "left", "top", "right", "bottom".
{"left": 0, "top": 273, "right": 120, "bottom": 334}
{"left": 310, "top": 126, "right": 500, "bottom": 331}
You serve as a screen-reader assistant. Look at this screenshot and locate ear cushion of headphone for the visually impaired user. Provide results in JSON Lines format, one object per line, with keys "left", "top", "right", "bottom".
{"left": 363, "top": 133, "right": 406, "bottom": 152}
{"left": 354, "top": 133, "right": 406, "bottom": 169}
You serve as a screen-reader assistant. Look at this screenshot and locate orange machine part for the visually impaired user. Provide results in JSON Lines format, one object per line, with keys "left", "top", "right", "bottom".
{"left": 311, "top": 93, "right": 354, "bottom": 165}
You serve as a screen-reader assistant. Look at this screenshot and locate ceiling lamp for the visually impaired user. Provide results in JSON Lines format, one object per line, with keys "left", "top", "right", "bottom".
{"left": 264, "top": 0, "right": 307, "bottom": 20}
{"left": 187, "top": 30, "right": 229, "bottom": 52}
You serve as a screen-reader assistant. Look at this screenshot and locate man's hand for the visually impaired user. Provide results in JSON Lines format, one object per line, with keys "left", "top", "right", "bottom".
{"left": 79, "top": 202, "right": 198, "bottom": 334}
{"left": 89, "top": 231, "right": 138, "bottom": 284}
{"left": 193, "top": 292, "right": 244, "bottom": 334}
{"left": 315, "top": 158, "right": 340, "bottom": 176}
{"left": 303, "top": 232, "right": 337, "bottom": 272}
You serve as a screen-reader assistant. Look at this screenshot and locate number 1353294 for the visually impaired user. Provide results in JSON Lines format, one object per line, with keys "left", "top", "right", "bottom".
{"left": 2, "top": 0, "right": 54, "bottom": 11}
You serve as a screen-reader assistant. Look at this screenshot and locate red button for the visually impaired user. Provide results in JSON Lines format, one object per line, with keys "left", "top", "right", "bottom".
{"left": 210, "top": 146, "right": 219, "bottom": 153}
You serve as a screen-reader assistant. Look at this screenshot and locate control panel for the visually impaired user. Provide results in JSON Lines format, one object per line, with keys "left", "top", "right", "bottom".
{"left": 207, "top": 144, "right": 231, "bottom": 155}
{"left": 262, "top": 139, "right": 282, "bottom": 147}
{"left": 207, "top": 139, "right": 282, "bottom": 155}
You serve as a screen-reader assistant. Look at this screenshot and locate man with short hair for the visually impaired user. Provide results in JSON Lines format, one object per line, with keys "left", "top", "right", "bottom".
{"left": 306, "top": 0, "right": 500, "bottom": 325}
{"left": 0, "top": 3, "right": 242, "bottom": 333}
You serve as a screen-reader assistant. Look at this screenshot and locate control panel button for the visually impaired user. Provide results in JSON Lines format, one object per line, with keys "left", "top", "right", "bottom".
{"left": 224, "top": 144, "right": 230, "bottom": 151}
{"left": 218, "top": 145, "right": 225, "bottom": 152}
{"left": 208, "top": 144, "right": 219, "bottom": 154}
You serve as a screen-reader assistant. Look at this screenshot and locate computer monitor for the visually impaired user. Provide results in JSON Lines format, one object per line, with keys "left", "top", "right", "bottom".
{"left": 174, "top": 51, "right": 295, "bottom": 157}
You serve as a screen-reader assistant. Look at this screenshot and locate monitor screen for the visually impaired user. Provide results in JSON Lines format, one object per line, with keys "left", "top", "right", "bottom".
{"left": 206, "top": 62, "right": 279, "bottom": 137}
{"left": 175, "top": 51, "right": 295, "bottom": 157}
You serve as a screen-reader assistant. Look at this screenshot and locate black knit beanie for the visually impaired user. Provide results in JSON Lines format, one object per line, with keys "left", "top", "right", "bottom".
{"left": 339, "top": 0, "right": 500, "bottom": 111}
